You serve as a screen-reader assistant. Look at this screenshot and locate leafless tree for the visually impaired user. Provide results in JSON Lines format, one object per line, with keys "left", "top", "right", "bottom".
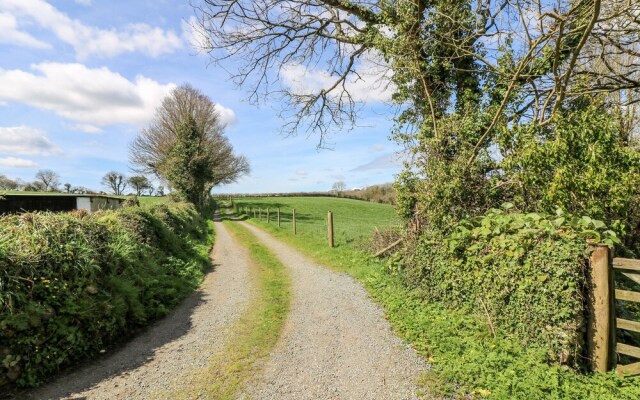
{"left": 35, "top": 169, "right": 61, "bottom": 192}
{"left": 101, "top": 171, "right": 128, "bottom": 195}
{"left": 0, "top": 174, "right": 19, "bottom": 190}
{"left": 192, "top": 0, "right": 640, "bottom": 154}
{"left": 332, "top": 181, "right": 346, "bottom": 195}
{"left": 23, "top": 181, "right": 46, "bottom": 192}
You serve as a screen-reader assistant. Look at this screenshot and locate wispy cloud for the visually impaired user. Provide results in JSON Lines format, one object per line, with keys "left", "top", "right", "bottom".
{"left": 0, "top": 157, "right": 38, "bottom": 168}
{"left": 68, "top": 123, "right": 103, "bottom": 134}
{"left": 280, "top": 55, "right": 394, "bottom": 103}
{"left": 350, "top": 152, "right": 402, "bottom": 172}
{"left": 215, "top": 103, "right": 237, "bottom": 126}
{"left": 0, "top": 12, "right": 51, "bottom": 49}
{"left": 0, "top": 63, "right": 175, "bottom": 126}
{"left": 0, "top": 126, "right": 63, "bottom": 156}
{"left": 0, "top": 63, "right": 238, "bottom": 128}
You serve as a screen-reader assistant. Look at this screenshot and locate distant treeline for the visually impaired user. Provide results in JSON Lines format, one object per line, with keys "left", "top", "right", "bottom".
{"left": 216, "top": 183, "right": 396, "bottom": 205}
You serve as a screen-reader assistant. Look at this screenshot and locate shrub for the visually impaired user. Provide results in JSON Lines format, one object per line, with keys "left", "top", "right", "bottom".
{"left": 392, "top": 205, "right": 619, "bottom": 367}
{"left": 500, "top": 107, "right": 640, "bottom": 255}
{"left": 0, "top": 202, "right": 213, "bottom": 388}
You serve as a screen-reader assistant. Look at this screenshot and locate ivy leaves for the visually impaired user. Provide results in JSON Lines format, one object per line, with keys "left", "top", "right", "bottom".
{"left": 448, "top": 204, "right": 621, "bottom": 252}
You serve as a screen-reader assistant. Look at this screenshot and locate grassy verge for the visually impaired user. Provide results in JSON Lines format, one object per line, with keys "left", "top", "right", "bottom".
{"left": 171, "top": 219, "right": 290, "bottom": 399}
{"left": 233, "top": 197, "right": 640, "bottom": 400}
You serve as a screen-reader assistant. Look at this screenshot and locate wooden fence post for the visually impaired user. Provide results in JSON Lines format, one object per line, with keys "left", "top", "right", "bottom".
{"left": 588, "top": 244, "right": 614, "bottom": 372}
{"left": 277, "top": 208, "right": 281, "bottom": 228}
{"left": 259, "top": 208, "right": 262, "bottom": 220}
{"left": 292, "top": 208, "right": 297, "bottom": 235}
{"left": 267, "top": 208, "right": 270, "bottom": 223}
{"left": 327, "top": 211, "right": 334, "bottom": 248}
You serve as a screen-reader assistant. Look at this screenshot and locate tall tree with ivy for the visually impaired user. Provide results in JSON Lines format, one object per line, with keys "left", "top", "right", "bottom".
{"left": 130, "top": 84, "right": 250, "bottom": 209}
{"left": 164, "top": 116, "right": 214, "bottom": 206}
{"left": 194, "top": 0, "right": 640, "bottom": 246}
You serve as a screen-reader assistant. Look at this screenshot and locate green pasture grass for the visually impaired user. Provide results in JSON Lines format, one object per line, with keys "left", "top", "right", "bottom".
{"left": 135, "top": 195, "right": 170, "bottom": 205}
{"left": 232, "top": 196, "right": 400, "bottom": 280}
{"left": 229, "top": 197, "right": 640, "bottom": 400}
{"left": 233, "top": 196, "right": 400, "bottom": 249}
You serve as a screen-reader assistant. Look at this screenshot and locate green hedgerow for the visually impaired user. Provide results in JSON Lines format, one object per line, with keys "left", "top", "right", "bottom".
{"left": 393, "top": 204, "right": 619, "bottom": 367}
{"left": 0, "top": 202, "right": 214, "bottom": 388}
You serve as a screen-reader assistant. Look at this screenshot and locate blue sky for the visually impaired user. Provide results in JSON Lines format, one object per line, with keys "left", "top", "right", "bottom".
{"left": 0, "top": 0, "right": 402, "bottom": 194}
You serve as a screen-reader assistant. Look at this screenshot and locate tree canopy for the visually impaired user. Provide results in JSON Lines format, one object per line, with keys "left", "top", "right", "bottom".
{"left": 34, "top": 169, "right": 60, "bottom": 192}
{"left": 128, "top": 175, "right": 153, "bottom": 196}
{"left": 130, "top": 84, "right": 249, "bottom": 207}
{"left": 101, "top": 171, "right": 128, "bottom": 196}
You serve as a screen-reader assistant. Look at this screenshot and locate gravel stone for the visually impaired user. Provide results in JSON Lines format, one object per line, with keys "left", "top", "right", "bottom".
{"left": 239, "top": 222, "right": 429, "bottom": 400}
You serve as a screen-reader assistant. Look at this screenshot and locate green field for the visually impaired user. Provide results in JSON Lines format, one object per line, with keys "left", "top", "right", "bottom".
{"left": 232, "top": 196, "right": 400, "bottom": 249}
{"left": 136, "top": 195, "right": 170, "bottom": 205}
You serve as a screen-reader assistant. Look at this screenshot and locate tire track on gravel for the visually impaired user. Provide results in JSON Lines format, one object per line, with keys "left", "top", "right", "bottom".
{"left": 21, "top": 216, "right": 255, "bottom": 400}
{"left": 238, "top": 221, "right": 428, "bottom": 400}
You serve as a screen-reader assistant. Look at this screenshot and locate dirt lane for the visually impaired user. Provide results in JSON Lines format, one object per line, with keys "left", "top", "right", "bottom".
{"left": 21, "top": 218, "right": 255, "bottom": 400}
{"left": 238, "top": 222, "right": 428, "bottom": 400}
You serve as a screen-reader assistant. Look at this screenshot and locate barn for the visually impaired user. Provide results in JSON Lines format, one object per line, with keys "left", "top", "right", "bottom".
{"left": 0, "top": 194, "right": 124, "bottom": 214}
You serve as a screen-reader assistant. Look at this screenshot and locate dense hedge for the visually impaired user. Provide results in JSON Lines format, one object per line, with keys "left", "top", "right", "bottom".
{"left": 393, "top": 206, "right": 618, "bottom": 367}
{"left": 0, "top": 202, "right": 214, "bottom": 388}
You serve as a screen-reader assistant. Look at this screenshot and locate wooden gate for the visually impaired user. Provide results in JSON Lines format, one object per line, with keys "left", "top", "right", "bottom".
{"left": 590, "top": 246, "right": 640, "bottom": 375}
{"left": 612, "top": 257, "right": 640, "bottom": 376}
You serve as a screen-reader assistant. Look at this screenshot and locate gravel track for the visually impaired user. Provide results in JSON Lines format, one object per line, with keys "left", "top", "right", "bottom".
{"left": 15, "top": 213, "right": 428, "bottom": 400}
{"left": 20, "top": 217, "right": 255, "bottom": 400}
{"left": 239, "top": 222, "right": 428, "bottom": 400}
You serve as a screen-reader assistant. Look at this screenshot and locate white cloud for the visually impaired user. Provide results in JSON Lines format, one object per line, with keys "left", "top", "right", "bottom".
{"left": 69, "top": 123, "right": 103, "bottom": 134}
{"left": 371, "top": 144, "right": 384, "bottom": 152}
{"left": 0, "top": 126, "right": 63, "bottom": 156}
{"left": 0, "top": 157, "right": 37, "bottom": 168}
{"left": 74, "top": 0, "right": 91, "bottom": 5}
{"left": 0, "top": 12, "right": 51, "bottom": 49}
{"left": 0, "top": 63, "right": 176, "bottom": 126}
{"left": 280, "top": 55, "right": 395, "bottom": 103}
{"left": 0, "top": 0, "right": 183, "bottom": 59}
{"left": 215, "top": 103, "right": 237, "bottom": 126}
{"left": 295, "top": 169, "right": 308, "bottom": 177}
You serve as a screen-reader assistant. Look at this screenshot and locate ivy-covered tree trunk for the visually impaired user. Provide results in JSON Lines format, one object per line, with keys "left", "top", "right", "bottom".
{"left": 164, "top": 116, "right": 214, "bottom": 209}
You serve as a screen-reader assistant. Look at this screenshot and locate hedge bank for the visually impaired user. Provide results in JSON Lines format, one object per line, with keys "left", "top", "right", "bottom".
{"left": 0, "top": 202, "right": 214, "bottom": 388}
{"left": 394, "top": 206, "right": 618, "bottom": 367}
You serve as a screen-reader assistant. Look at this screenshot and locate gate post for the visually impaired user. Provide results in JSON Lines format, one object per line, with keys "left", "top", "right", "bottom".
{"left": 588, "top": 244, "right": 614, "bottom": 372}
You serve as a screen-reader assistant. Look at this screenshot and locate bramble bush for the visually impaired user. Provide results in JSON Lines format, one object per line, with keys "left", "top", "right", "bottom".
{"left": 0, "top": 202, "right": 214, "bottom": 388}
{"left": 391, "top": 204, "right": 619, "bottom": 366}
